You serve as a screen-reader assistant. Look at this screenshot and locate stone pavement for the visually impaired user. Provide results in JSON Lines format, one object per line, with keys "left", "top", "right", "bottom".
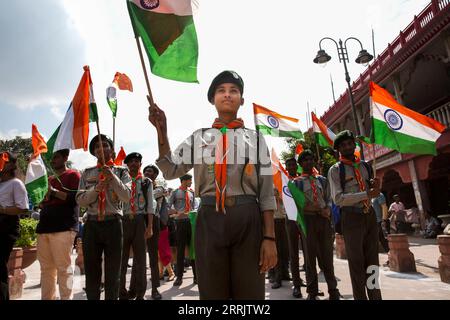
{"left": 17, "top": 236, "right": 450, "bottom": 300}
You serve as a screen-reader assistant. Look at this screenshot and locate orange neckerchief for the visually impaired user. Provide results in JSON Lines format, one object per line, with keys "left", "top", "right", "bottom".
{"left": 301, "top": 171, "right": 319, "bottom": 203}
{"left": 96, "top": 160, "right": 115, "bottom": 221}
{"left": 0, "top": 152, "right": 9, "bottom": 172}
{"left": 212, "top": 118, "right": 245, "bottom": 213}
{"left": 179, "top": 185, "right": 193, "bottom": 213}
{"left": 339, "top": 156, "right": 369, "bottom": 210}
{"left": 131, "top": 171, "right": 143, "bottom": 215}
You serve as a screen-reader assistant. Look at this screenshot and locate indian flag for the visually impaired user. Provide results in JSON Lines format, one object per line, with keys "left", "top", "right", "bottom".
{"left": 370, "top": 82, "right": 446, "bottom": 155}
{"left": 312, "top": 112, "right": 336, "bottom": 147}
{"left": 254, "top": 103, "right": 303, "bottom": 139}
{"left": 272, "top": 149, "right": 307, "bottom": 236}
{"left": 45, "top": 66, "right": 97, "bottom": 162}
{"left": 127, "top": 0, "right": 199, "bottom": 83}
{"left": 106, "top": 72, "right": 133, "bottom": 118}
{"left": 26, "top": 125, "right": 48, "bottom": 206}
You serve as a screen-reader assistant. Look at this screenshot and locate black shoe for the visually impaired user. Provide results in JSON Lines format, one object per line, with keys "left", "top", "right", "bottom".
{"left": 307, "top": 294, "right": 319, "bottom": 300}
{"left": 268, "top": 277, "right": 275, "bottom": 283}
{"left": 318, "top": 290, "right": 325, "bottom": 297}
{"left": 271, "top": 281, "right": 282, "bottom": 289}
{"left": 299, "top": 279, "right": 307, "bottom": 287}
{"left": 127, "top": 291, "right": 136, "bottom": 300}
{"left": 329, "top": 291, "right": 341, "bottom": 300}
{"left": 292, "top": 287, "right": 302, "bottom": 299}
{"left": 173, "top": 278, "right": 183, "bottom": 286}
{"left": 151, "top": 290, "right": 162, "bottom": 300}
{"left": 135, "top": 296, "right": 145, "bottom": 300}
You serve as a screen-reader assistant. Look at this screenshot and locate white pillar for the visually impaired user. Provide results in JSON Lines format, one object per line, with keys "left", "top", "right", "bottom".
{"left": 408, "top": 159, "right": 430, "bottom": 214}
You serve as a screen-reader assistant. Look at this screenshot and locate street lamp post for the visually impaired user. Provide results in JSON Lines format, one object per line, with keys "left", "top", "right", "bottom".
{"left": 314, "top": 37, "right": 373, "bottom": 160}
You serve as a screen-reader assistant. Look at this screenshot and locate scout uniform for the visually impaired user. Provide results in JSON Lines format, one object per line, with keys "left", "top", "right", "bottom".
{"left": 156, "top": 71, "right": 276, "bottom": 300}
{"left": 146, "top": 178, "right": 163, "bottom": 299}
{"left": 119, "top": 152, "right": 154, "bottom": 300}
{"left": 271, "top": 190, "right": 290, "bottom": 289}
{"left": 295, "top": 150, "right": 339, "bottom": 300}
{"left": 167, "top": 178, "right": 196, "bottom": 284}
{"left": 284, "top": 169, "right": 306, "bottom": 298}
{"left": 76, "top": 135, "right": 131, "bottom": 300}
{"left": 328, "top": 130, "right": 382, "bottom": 300}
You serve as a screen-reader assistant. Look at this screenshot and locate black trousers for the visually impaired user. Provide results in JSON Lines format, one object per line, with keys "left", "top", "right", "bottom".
{"left": 120, "top": 215, "right": 147, "bottom": 299}
{"left": 83, "top": 217, "right": 123, "bottom": 300}
{"left": 286, "top": 219, "right": 305, "bottom": 287}
{"left": 378, "top": 221, "right": 389, "bottom": 253}
{"left": 146, "top": 215, "right": 160, "bottom": 291}
{"left": 195, "top": 202, "right": 264, "bottom": 300}
{"left": 341, "top": 208, "right": 382, "bottom": 300}
{"left": 175, "top": 219, "right": 194, "bottom": 279}
{"left": 303, "top": 214, "right": 338, "bottom": 296}
{"left": 273, "top": 218, "right": 289, "bottom": 282}
{"left": 0, "top": 233, "right": 15, "bottom": 301}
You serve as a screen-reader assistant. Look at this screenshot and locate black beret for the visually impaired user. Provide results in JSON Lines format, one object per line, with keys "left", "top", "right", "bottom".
{"left": 89, "top": 134, "right": 114, "bottom": 156}
{"left": 180, "top": 174, "right": 193, "bottom": 182}
{"left": 333, "top": 130, "right": 355, "bottom": 150}
{"left": 124, "top": 152, "right": 142, "bottom": 164}
{"left": 143, "top": 164, "right": 159, "bottom": 176}
{"left": 207, "top": 70, "right": 244, "bottom": 103}
{"left": 297, "top": 150, "right": 315, "bottom": 163}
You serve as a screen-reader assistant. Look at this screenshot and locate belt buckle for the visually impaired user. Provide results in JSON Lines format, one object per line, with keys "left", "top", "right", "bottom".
{"left": 224, "top": 197, "right": 235, "bottom": 207}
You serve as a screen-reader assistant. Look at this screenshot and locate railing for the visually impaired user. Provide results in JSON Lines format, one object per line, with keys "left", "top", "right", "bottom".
{"left": 321, "top": 0, "right": 450, "bottom": 123}
{"left": 427, "top": 102, "right": 450, "bottom": 128}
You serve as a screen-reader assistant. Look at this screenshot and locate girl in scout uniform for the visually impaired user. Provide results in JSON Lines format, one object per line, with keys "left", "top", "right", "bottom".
{"left": 148, "top": 71, "right": 277, "bottom": 300}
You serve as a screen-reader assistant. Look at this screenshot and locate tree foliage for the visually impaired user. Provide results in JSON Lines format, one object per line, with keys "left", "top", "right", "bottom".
{"left": 280, "top": 131, "right": 338, "bottom": 176}
{"left": 0, "top": 136, "right": 33, "bottom": 176}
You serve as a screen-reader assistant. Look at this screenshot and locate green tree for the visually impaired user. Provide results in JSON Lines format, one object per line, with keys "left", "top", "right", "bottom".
{"left": 281, "top": 131, "right": 338, "bottom": 176}
{"left": 0, "top": 136, "right": 33, "bottom": 176}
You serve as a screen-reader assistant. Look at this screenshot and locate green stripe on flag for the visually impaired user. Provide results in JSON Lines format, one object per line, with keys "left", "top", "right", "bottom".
{"left": 188, "top": 211, "right": 197, "bottom": 260}
{"left": 287, "top": 181, "right": 307, "bottom": 237}
{"left": 315, "top": 132, "right": 332, "bottom": 148}
{"left": 256, "top": 125, "right": 304, "bottom": 139}
{"left": 26, "top": 174, "right": 48, "bottom": 206}
{"left": 372, "top": 118, "right": 437, "bottom": 155}
{"left": 44, "top": 125, "right": 60, "bottom": 163}
{"left": 127, "top": 1, "right": 199, "bottom": 83}
{"left": 89, "top": 102, "right": 98, "bottom": 122}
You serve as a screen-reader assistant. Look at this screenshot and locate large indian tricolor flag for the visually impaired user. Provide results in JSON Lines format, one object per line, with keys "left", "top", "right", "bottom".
{"left": 370, "top": 82, "right": 446, "bottom": 155}
{"left": 25, "top": 125, "right": 48, "bottom": 206}
{"left": 272, "top": 149, "right": 307, "bottom": 236}
{"left": 254, "top": 103, "right": 303, "bottom": 139}
{"left": 312, "top": 112, "right": 336, "bottom": 148}
{"left": 127, "top": 0, "right": 199, "bottom": 83}
{"left": 45, "top": 66, "right": 97, "bottom": 162}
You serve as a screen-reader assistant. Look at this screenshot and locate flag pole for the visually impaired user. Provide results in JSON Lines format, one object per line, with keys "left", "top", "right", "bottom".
{"left": 134, "top": 36, "right": 164, "bottom": 144}
{"left": 95, "top": 121, "right": 106, "bottom": 166}
{"left": 113, "top": 117, "right": 116, "bottom": 151}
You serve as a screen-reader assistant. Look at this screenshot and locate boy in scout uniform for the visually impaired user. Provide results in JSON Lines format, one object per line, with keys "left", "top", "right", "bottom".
{"left": 76, "top": 134, "right": 131, "bottom": 300}
{"left": 167, "top": 174, "right": 196, "bottom": 287}
{"left": 296, "top": 150, "right": 340, "bottom": 300}
{"left": 284, "top": 158, "right": 307, "bottom": 298}
{"left": 119, "top": 152, "right": 155, "bottom": 300}
{"left": 147, "top": 70, "right": 277, "bottom": 300}
{"left": 328, "top": 130, "right": 382, "bottom": 300}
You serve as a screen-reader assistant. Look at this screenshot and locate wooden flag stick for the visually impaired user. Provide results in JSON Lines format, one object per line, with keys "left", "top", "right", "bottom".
{"left": 134, "top": 37, "right": 163, "bottom": 144}
{"left": 95, "top": 121, "right": 106, "bottom": 166}
{"left": 113, "top": 117, "right": 116, "bottom": 151}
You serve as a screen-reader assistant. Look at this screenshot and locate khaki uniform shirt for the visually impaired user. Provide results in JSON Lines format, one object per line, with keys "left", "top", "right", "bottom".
{"left": 168, "top": 188, "right": 195, "bottom": 220}
{"left": 122, "top": 177, "right": 155, "bottom": 216}
{"left": 327, "top": 162, "right": 371, "bottom": 209}
{"left": 156, "top": 128, "right": 276, "bottom": 212}
{"left": 295, "top": 175, "right": 330, "bottom": 214}
{"left": 76, "top": 165, "right": 132, "bottom": 216}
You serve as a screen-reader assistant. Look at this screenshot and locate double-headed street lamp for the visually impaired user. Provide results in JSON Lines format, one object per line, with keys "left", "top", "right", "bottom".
{"left": 313, "top": 37, "right": 373, "bottom": 159}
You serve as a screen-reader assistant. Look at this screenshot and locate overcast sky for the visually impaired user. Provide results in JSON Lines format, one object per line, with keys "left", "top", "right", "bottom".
{"left": 0, "top": 0, "right": 430, "bottom": 187}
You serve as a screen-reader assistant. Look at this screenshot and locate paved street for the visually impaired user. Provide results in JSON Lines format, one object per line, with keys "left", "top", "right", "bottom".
{"left": 17, "top": 236, "right": 450, "bottom": 300}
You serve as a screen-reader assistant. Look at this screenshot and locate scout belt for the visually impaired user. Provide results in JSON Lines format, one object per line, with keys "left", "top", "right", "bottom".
{"left": 200, "top": 195, "right": 257, "bottom": 207}
{"left": 87, "top": 214, "right": 121, "bottom": 221}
